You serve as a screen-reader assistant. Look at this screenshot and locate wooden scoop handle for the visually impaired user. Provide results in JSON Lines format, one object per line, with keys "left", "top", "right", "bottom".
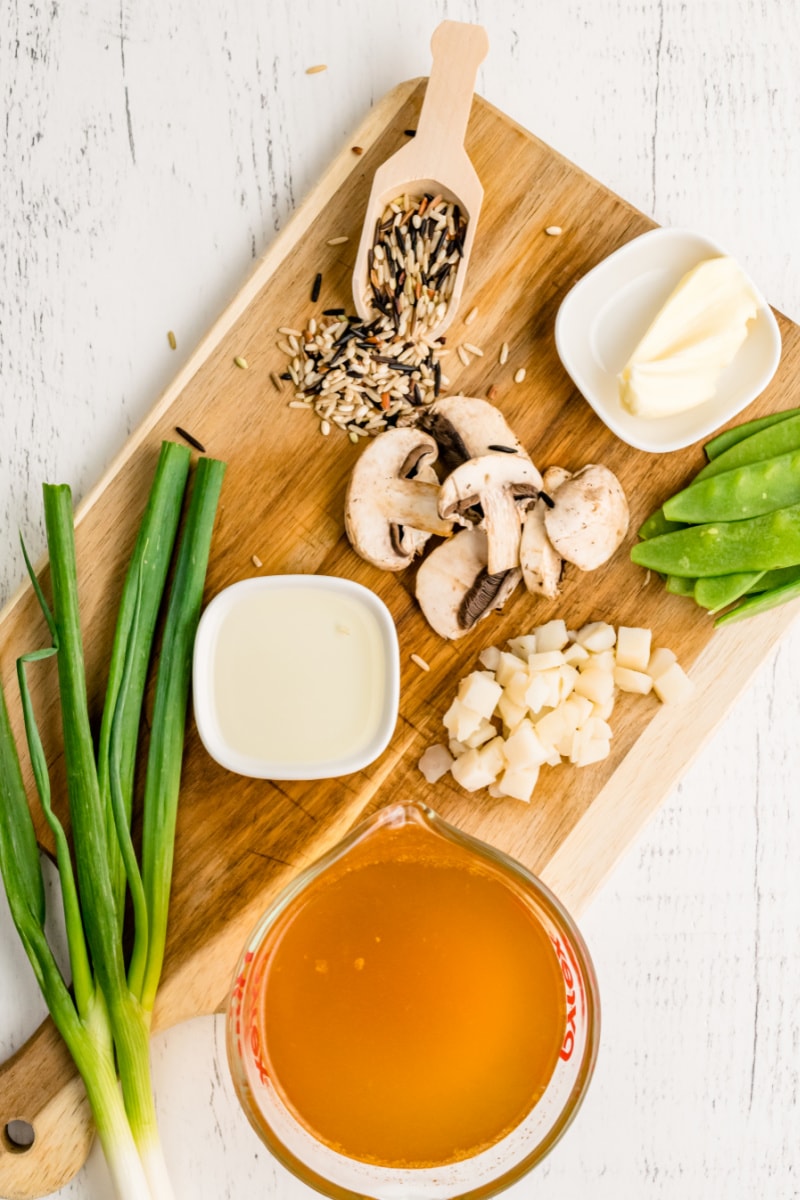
{"left": 415, "top": 21, "right": 489, "bottom": 156}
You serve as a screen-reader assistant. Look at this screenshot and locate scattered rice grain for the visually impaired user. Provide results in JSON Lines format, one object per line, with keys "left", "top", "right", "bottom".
{"left": 167, "top": 330, "right": 177, "bottom": 350}
{"left": 320, "top": 419, "right": 331, "bottom": 435}
{"left": 306, "top": 64, "right": 327, "bottom": 74}
{"left": 349, "top": 430, "right": 359, "bottom": 443}
{"left": 463, "top": 342, "right": 483, "bottom": 357}
{"left": 269, "top": 371, "right": 283, "bottom": 392}
{"left": 410, "top": 653, "right": 430, "bottom": 672}
{"left": 327, "top": 236, "right": 349, "bottom": 246}
{"left": 514, "top": 367, "right": 527, "bottom": 384}
{"left": 545, "top": 225, "right": 563, "bottom": 236}
{"left": 457, "top": 345, "right": 472, "bottom": 367}
{"left": 251, "top": 554, "right": 263, "bottom": 569}
{"left": 499, "top": 342, "right": 509, "bottom": 365}
{"left": 464, "top": 306, "right": 478, "bottom": 326}
{"left": 234, "top": 356, "right": 248, "bottom": 369}
{"left": 352, "top": 145, "right": 364, "bottom": 155}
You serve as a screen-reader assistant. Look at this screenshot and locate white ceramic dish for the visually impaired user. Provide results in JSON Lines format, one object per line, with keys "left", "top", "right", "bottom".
{"left": 554, "top": 227, "right": 782, "bottom": 453}
{"left": 192, "top": 575, "right": 400, "bottom": 780}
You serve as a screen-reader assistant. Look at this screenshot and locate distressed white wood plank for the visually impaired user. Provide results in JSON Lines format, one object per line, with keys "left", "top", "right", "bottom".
{"left": 1, "top": 0, "right": 800, "bottom": 1196}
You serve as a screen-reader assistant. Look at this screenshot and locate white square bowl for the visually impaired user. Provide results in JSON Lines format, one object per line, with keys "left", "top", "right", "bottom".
{"left": 554, "top": 227, "right": 782, "bottom": 453}
{"left": 192, "top": 575, "right": 400, "bottom": 780}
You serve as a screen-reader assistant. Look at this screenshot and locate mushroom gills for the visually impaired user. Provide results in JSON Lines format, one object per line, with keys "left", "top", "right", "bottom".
{"left": 418, "top": 396, "right": 529, "bottom": 470}
{"left": 415, "top": 527, "right": 521, "bottom": 640}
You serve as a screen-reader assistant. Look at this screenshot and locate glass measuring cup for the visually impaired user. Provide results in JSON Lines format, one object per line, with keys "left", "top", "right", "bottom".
{"left": 227, "top": 801, "right": 599, "bottom": 1199}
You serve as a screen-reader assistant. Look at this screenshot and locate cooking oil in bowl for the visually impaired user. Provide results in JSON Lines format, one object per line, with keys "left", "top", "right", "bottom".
{"left": 227, "top": 802, "right": 599, "bottom": 1200}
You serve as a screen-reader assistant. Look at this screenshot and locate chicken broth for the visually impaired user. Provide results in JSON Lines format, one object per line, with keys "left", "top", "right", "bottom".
{"left": 248, "top": 820, "right": 567, "bottom": 1168}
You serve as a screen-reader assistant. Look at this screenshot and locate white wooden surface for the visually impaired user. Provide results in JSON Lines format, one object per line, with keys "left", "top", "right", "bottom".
{"left": 2, "top": 1, "right": 799, "bottom": 1197}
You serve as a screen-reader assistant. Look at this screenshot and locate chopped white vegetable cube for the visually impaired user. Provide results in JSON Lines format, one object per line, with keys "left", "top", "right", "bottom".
{"left": 488, "top": 782, "right": 506, "bottom": 799}
{"left": 616, "top": 626, "right": 652, "bottom": 671}
{"left": 506, "top": 634, "right": 538, "bottom": 660}
{"left": 463, "top": 719, "right": 499, "bottom": 749}
{"left": 458, "top": 671, "right": 503, "bottom": 720}
{"left": 495, "top": 650, "right": 526, "bottom": 687}
{"left": 523, "top": 671, "right": 553, "bottom": 714}
{"left": 448, "top": 738, "right": 467, "bottom": 756}
{"left": 647, "top": 647, "right": 677, "bottom": 681}
{"left": 535, "top": 704, "right": 574, "bottom": 750}
{"left": 478, "top": 645, "right": 501, "bottom": 671}
{"left": 418, "top": 744, "right": 454, "bottom": 784}
{"left": 587, "top": 649, "right": 616, "bottom": 673}
{"left": 591, "top": 696, "right": 616, "bottom": 721}
{"left": 613, "top": 666, "right": 653, "bottom": 695}
{"left": 505, "top": 670, "right": 531, "bottom": 709}
{"left": 561, "top": 694, "right": 594, "bottom": 728}
{"left": 574, "top": 667, "right": 615, "bottom": 705}
{"left": 653, "top": 661, "right": 694, "bottom": 704}
{"left": 584, "top": 716, "right": 613, "bottom": 741}
{"left": 504, "top": 719, "right": 550, "bottom": 768}
{"left": 575, "top": 621, "right": 617, "bottom": 651}
{"left": 498, "top": 764, "right": 539, "bottom": 802}
{"left": 563, "top": 641, "right": 590, "bottom": 667}
{"left": 451, "top": 748, "right": 498, "bottom": 792}
{"left": 535, "top": 620, "right": 569, "bottom": 653}
{"left": 497, "top": 693, "right": 527, "bottom": 732}
{"left": 575, "top": 737, "right": 611, "bottom": 767}
{"left": 527, "top": 650, "right": 567, "bottom": 672}
{"left": 557, "top": 664, "right": 579, "bottom": 702}
{"left": 478, "top": 736, "right": 507, "bottom": 779}
{"left": 442, "top": 698, "right": 484, "bottom": 743}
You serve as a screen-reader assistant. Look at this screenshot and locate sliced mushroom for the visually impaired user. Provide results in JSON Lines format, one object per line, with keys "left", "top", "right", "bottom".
{"left": 541, "top": 465, "right": 572, "bottom": 499}
{"left": 544, "top": 464, "right": 629, "bottom": 571}
{"left": 519, "top": 499, "right": 563, "bottom": 597}
{"left": 345, "top": 428, "right": 452, "bottom": 571}
{"left": 438, "top": 454, "right": 543, "bottom": 575}
{"left": 417, "top": 396, "right": 529, "bottom": 471}
{"left": 415, "top": 527, "right": 521, "bottom": 640}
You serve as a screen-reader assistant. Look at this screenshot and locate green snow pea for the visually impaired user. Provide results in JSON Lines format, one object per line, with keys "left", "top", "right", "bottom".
{"left": 695, "top": 413, "right": 800, "bottom": 482}
{"left": 665, "top": 575, "right": 696, "bottom": 596}
{"left": 715, "top": 574, "right": 800, "bottom": 626}
{"left": 664, "top": 447, "right": 800, "bottom": 523}
{"left": 704, "top": 406, "right": 800, "bottom": 460}
{"left": 638, "top": 507, "right": 686, "bottom": 540}
{"left": 630, "top": 503, "right": 800, "bottom": 577}
{"left": 745, "top": 565, "right": 800, "bottom": 593}
{"left": 694, "top": 572, "right": 765, "bottom": 612}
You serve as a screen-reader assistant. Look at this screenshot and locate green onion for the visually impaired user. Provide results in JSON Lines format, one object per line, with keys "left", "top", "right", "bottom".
{"left": 0, "top": 443, "right": 225, "bottom": 1199}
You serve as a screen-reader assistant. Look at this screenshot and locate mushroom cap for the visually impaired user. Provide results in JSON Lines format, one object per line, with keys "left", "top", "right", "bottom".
{"left": 415, "top": 527, "right": 521, "bottom": 639}
{"left": 520, "top": 498, "right": 563, "bottom": 597}
{"left": 344, "top": 428, "right": 451, "bottom": 571}
{"left": 417, "top": 396, "right": 529, "bottom": 470}
{"left": 437, "top": 453, "right": 543, "bottom": 575}
{"left": 544, "top": 463, "right": 629, "bottom": 571}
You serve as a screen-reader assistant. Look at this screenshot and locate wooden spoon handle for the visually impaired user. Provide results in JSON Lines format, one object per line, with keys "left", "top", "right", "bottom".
{"left": 415, "top": 21, "right": 489, "bottom": 157}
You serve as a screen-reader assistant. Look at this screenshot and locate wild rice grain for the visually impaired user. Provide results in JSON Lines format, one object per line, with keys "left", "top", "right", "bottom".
{"left": 311, "top": 273, "right": 322, "bottom": 303}
{"left": 175, "top": 426, "right": 206, "bottom": 453}
{"left": 514, "top": 367, "right": 527, "bottom": 384}
{"left": 352, "top": 145, "right": 364, "bottom": 155}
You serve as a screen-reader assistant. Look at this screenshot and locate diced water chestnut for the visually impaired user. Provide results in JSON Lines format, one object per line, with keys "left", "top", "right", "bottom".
{"left": 615, "top": 626, "right": 653, "bottom": 672}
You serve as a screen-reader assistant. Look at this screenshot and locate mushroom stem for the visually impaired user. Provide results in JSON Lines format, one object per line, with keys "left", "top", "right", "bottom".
{"left": 384, "top": 478, "right": 454, "bottom": 537}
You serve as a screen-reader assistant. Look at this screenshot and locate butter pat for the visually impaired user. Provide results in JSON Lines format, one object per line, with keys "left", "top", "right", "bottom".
{"left": 618, "top": 256, "right": 759, "bottom": 418}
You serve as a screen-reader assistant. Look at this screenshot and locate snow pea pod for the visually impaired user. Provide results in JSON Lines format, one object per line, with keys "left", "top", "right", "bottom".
{"left": 715, "top": 574, "right": 800, "bottom": 627}
{"left": 704, "top": 406, "right": 800, "bottom": 460}
{"left": 666, "top": 575, "right": 696, "bottom": 596}
{"left": 694, "top": 571, "right": 764, "bottom": 612}
{"left": 745, "top": 564, "right": 800, "bottom": 593}
{"left": 630, "top": 502, "right": 800, "bottom": 576}
{"left": 695, "top": 413, "right": 800, "bottom": 481}
{"left": 638, "top": 507, "right": 686, "bottom": 539}
{"left": 664, "top": 447, "right": 800, "bottom": 522}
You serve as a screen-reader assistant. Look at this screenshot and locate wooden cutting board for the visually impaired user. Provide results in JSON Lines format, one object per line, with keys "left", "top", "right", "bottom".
{"left": 1, "top": 77, "right": 799, "bottom": 1199}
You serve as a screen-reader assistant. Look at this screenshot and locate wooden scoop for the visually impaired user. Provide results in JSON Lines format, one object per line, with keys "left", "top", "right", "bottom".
{"left": 351, "top": 20, "right": 489, "bottom": 337}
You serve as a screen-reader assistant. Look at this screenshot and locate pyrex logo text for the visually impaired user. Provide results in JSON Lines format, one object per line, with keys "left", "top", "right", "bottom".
{"left": 551, "top": 936, "right": 578, "bottom": 1062}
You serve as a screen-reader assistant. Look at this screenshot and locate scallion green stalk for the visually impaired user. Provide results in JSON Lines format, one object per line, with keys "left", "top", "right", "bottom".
{"left": 0, "top": 443, "right": 225, "bottom": 1199}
